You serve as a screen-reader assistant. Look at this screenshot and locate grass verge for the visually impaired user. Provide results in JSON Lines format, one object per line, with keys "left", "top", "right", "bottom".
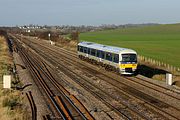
{"left": 0, "top": 36, "right": 29, "bottom": 120}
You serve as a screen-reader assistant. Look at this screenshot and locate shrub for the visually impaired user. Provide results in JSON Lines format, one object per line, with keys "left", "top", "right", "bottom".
{"left": 2, "top": 95, "right": 19, "bottom": 110}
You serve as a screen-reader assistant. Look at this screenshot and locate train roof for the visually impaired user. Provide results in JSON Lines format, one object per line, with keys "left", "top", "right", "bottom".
{"left": 78, "top": 41, "right": 137, "bottom": 54}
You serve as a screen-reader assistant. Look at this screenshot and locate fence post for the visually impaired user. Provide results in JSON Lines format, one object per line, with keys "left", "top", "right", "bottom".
{"left": 166, "top": 73, "right": 173, "bottom": 86}
{"left": 138, "top": 55, "right": 179, "bottom": 73}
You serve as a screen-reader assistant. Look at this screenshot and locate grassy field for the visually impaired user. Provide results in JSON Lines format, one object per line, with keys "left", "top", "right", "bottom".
{"left": 80, "top": 24, "right": 180, "bottom": 68}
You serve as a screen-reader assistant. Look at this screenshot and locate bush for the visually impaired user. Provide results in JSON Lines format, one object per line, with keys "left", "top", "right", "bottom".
{"left": 2, "top": 96, "right": 19, "bottom": 110}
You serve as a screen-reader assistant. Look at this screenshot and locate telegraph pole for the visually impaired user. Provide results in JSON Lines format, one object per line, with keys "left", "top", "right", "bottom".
{"left": 48, "top": 33, "right": 51, "bottom": 41}
{"left": 48, "top": 33, "right": 53, "bottom": 44}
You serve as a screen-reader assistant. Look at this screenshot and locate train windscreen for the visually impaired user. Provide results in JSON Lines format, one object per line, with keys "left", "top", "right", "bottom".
{"left": 122, "top": 54, "right": 137, "bottom": 62}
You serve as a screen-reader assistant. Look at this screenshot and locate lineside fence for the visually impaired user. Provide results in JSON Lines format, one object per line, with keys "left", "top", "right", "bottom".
{"left": 138, "top": 55, "right": 180, "bottom": 74}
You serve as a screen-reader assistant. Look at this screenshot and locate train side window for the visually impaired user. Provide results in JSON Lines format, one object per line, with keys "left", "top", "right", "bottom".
{"left": 80, "top": 46, "right": 83, "bottom": 52}
{"left": 113, "top": 54, "right": 119, "bottom": 63}
{"left": 105, "top": 52, "right": 112, "bottom": 61}
{"left": 100, "top": 51, "right": 105, "bottom": 59}
{"left": 77, "top": 45, "right": 80, "bottom": 51}
{"left": 84, "top": 47, "right": 87, "bottom": 53}
{"left": 88, "top": 48, "right": 91, "bottom": 54}
{"left": 91, "top": 49, "right": 96, "bottom": 56}
{"left": 96, "top": 50, "right": 100, "bottom": 57}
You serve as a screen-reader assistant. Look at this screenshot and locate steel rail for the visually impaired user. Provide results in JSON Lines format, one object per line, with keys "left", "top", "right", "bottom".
{"left": 41, "top": 61, "right": 94, "bottom": 120}
{"left": 15, "top": 41, "right": 66, "bottom": 120}
{"left": 26, "top": 91, "right": 37, "bottom": 120}
{"left": 14, "top": 39, "right": 93, "bottom": 120}
{"left": 28, "top": 48, "right": 93, "bottom": 120}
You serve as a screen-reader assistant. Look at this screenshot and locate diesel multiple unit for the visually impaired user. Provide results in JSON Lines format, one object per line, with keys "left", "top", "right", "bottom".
{"left": 77, "top": 42, "right": 138, "bottom": 74}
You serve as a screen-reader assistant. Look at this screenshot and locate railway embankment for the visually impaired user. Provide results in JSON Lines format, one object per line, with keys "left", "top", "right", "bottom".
{"left": 135, "top": 58, "right": 179, "bottom": 87}
{"left": 13, "top": 49, "right": 50, "bottom": 120}
{"left": 9, "top": 34, "right": 51, "bottom": 119}
{"left": 0, "top": 31, "right": 29, "bottom": 119}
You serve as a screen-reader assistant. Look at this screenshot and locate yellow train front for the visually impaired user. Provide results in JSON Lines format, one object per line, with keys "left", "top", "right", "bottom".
{"left": 119, "top": 53, "right": 138, "bottom": 74}
{"left": 77, "top": 42, "right": 138, "bottom": 75}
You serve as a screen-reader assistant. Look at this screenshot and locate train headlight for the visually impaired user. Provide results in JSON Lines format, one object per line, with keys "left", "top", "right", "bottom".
{"left": 132, "top": 64, "right": 137, "bottom": 69}
{"left": 120, "top": 64, "right": 126, "bottom": 68}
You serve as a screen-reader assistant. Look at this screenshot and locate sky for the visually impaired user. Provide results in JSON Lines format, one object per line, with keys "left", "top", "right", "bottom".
{"left": 0, "top": 0, "right": 180, "bottom": 26}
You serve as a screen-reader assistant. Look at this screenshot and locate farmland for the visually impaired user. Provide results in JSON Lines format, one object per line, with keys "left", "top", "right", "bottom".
{"left": 80, "top": 24, "right": 180, "bottom": 68}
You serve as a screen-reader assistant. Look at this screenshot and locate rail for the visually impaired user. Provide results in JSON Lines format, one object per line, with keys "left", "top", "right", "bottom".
{"left": 26, "top": 91, "right": 37, "bottom": 120}
{"left": 13, "top": 37, "right": 94, "bottom": 120}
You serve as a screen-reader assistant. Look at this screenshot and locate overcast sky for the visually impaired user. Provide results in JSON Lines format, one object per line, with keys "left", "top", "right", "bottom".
{"left": 0, "top": 0, "right": 180, "bottom": 26}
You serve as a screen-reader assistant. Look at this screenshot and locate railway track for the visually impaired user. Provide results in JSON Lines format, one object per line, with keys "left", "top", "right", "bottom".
{"left": 14, "top": 38, "right": 94, "bottom": 120}
{"left": 20, "top": 36, "right": 180, "bottom": 94}
{"left": 127, "top": 75, "right": 180, "bottom": 96}
{"left": 31, "top": 45, "right": 180, "bottom": 119}
{"left": 28, "top": 37, "right": 180, "bottom": 99}
{"left": 20, "top": 39, "right": 142, "bottom": 119}
{"left": 13, "top": 35, "right": 180, "bottom": 119}
{"left": 26, "top": 91, "right": 37, "bottom": 120}
{"left": 23, "top": 37, "right": 180, "bottom": 99}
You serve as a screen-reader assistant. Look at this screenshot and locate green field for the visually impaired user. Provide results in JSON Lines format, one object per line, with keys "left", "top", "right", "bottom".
{"left": 80, "top": 24, "right": 180, "bottom": 68}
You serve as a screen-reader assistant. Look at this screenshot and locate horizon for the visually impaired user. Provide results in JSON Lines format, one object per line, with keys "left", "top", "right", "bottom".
{"left": 2, "top": 23, "right": 180, "bottom": 28}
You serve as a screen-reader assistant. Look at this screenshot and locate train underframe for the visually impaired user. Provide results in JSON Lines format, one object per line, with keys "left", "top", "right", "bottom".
{"left": 78, "top": 55, "right": 120, "bottom": 73}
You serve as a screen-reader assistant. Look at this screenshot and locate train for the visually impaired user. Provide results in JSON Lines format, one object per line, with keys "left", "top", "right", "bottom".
{"left": 77, "top": 41, "right": 138, "bottom": 75}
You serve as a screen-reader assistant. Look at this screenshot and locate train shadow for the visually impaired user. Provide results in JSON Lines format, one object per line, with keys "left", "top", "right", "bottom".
{"left": 136, "top": 64, "right": 168, "bottom": 78}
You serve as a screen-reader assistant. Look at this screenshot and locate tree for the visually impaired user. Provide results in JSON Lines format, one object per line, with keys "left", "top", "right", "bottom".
{"left": 70, "top": 31, "right": 79, "bottom": 41}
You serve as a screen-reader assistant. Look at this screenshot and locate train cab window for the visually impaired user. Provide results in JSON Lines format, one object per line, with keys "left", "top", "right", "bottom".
{"left": 84, "top": 47, "right": 87, "bottom": 53}
{"left": 91, "top": 49, "right": 96, "bottom": 56}
{"left": 122, "top": 54, "right": 137, "bottom": 62}
{"left": 80, "top": 46, "right": 83, "bottom": 52}
{"left": 105, "top": 52, "right": 112, "bottom": 61}
{"left": 96, "top": 50, "right": 100, "bottom": 57}
{"left": 113, "top": 54, "right": 119, "bottom": 63}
